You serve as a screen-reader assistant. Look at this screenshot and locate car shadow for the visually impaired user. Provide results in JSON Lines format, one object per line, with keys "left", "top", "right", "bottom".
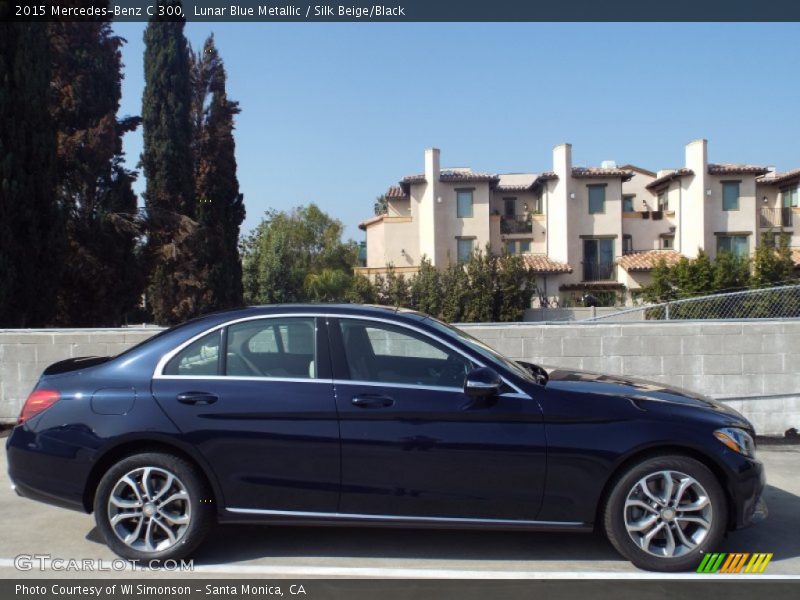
{"left": 84, "top": 484, "right": 800, "bottom": 567}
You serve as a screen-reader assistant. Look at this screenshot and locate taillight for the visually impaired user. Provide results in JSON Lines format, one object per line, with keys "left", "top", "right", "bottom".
{"left": 18, "top": 389, "right": 61, "bottom": 425}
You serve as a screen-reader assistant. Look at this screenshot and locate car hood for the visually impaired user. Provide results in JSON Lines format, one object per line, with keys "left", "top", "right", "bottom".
{"left": 541, "top": 365, "right": 747, "bottom": 421}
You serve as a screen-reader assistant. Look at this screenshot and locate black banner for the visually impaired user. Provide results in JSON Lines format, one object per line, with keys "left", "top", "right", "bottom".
{"left": 3, "top": 579, "right": 800, "bottom": 600}
{"left": 3, "top": 0, "right": 800, "bottom": 22}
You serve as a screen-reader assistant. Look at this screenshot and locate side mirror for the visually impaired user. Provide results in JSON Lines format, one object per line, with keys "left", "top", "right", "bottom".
{"left": 464, "top": 367, "right": 502, "bottom": 397}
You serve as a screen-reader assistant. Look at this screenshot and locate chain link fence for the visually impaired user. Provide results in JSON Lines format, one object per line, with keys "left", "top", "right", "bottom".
{"left": 583, "top": 284, "right": 800, "bottom": 322}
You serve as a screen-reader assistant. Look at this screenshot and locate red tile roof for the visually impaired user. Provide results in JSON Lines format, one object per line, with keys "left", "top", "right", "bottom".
{"left": 358, "top": 215, "right": 385, "bottom": 230}
{"left": 708, "top": 163, "right": 770, "bottom": 176}
{"left": 521, "top": 254, "right": 573, "bottom": 274}
{"left": 572, "top": 167, "right": 634, "bottom": 181}
{"left": 616, "top": 250, "right": 683, "bottom": 272}
{"left": 619, "top": 164, "right": 657, "bottom": 177}
{"left": 385, "top": 185, "right": 408, "bottom": 199}
{"left": 758, "top": 168, "right": 800, "bottom": 186}
{"left": 400, "top": 171, "right": 500, "bottom": 185}
{"left": 645, "top": 168, "right": 694, "bottom": 190}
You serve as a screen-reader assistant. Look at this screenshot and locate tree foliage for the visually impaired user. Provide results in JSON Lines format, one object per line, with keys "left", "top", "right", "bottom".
{"left": 191, "top": 34, "right": 245, "bottom": 313}
{"left": 641, "top": 237, "right": 798, "bottom": 316}
{"left": 0, "top": 21, "right": 63, "bottom": 327}
{"left": 241, "top": 204, "right": 358, "bottom": 304}
{"left": 373, "top": 194, "right": 388, "bottom": 216}
{"left": 49, "top": 17, "right": 144, "bottom": 326}
{"left": 141, "top": 4, "right": 199, "bottom": 325}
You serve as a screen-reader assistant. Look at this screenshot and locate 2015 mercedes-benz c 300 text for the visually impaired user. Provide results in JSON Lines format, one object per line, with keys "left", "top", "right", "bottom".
{"left": 6, "top": 305, "right": 766, "bottom": 571}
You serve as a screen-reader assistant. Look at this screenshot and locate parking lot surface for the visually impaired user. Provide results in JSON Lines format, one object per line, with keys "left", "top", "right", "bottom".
{"left": 1, "top": 442, "right": 798, "bottom": 579}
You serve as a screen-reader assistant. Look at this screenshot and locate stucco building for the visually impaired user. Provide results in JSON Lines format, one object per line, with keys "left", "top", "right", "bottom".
{"left": 358, "top": 140, "right": 800, "bottom": 306}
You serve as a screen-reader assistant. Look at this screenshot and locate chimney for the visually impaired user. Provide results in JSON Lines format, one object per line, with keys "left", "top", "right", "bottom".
{"left": 553, "top": 143, "right": 572, "bottom": 179}
{"left": 685, "top": 138, "right": 708, "bottom": 174}
{"left": 424, "top": 147, "right": 440, "bottom": 183}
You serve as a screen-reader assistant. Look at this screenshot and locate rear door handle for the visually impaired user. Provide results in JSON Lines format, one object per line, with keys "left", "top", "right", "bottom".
{"left": 351, "top": 394, "right": 394, "bottom": 408}
{"left": 176, "top": 392, "right": 218, "bottom": 406}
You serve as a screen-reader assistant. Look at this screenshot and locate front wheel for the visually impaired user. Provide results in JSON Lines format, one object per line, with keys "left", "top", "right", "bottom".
{"left": 603, "top": 455, "right": 728, "bottom": 572}
{"left": 94, "top": 452, "right": 213, "bottom": 561}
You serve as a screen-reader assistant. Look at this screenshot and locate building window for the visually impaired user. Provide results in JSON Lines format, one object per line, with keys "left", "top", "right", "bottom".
{"left": 622, "top": 195, "right": 635, "bottom": 213}
{"left": 722, "top": 181, "right": 740, "bottom": 211}
{"left": 661, "top": 236, "right": 674, "bottom": 250}
{"left": 717, "top": 235, "right": 749, "bottom": 257}
{"left": 457, "top": 238, "right": 474, "bottom": 264}
{"left": 783, "top": 186, "right": 799, "bottom": 208}
{"left": 588, "top": 185, "right": 606, "bottom": 214}
{"left": 657, "top": 190, "right": 669, "bottom": 212}
{"left": 519, "top": 240, "right": 531, "bottom": 254}
{"left": 504, "top": 240, "right": 516, "bottom": 255}
{"left": 456, "top": 190, "right": 474, "bottom": 218}
{"left": 622, "top": 234, "right": 633, "bottom": 254}
{"left": 503, "top": 197, "right": 515, "bottom": 217}
{"left": 583, "top": 238, "right": 615, "bottom": 281}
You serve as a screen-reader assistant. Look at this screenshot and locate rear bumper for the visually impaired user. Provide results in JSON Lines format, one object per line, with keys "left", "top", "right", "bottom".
{"left": 6, "top": 426, "right": 91, "bottom": 513}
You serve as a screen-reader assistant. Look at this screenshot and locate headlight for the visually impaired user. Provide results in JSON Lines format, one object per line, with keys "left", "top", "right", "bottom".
{"left": 714, "top": 427, "right": 756, "bottom": 458}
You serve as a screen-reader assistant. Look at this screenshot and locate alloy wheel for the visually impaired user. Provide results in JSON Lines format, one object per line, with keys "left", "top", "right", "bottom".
{"left": 107, "top": 466, "right": 191, "bottom": 553}
{"left": 623, "top": 470, "right": 713, "bottom": 558}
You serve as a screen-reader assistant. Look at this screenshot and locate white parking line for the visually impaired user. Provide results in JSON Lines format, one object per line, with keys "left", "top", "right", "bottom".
{"left": 0, "top": 558, "right": 798, "bottom": 579}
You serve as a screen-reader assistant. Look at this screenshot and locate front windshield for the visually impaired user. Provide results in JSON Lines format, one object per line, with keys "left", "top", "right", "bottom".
{"left": 422, "top": 317, "right": 537, "bottom": 383}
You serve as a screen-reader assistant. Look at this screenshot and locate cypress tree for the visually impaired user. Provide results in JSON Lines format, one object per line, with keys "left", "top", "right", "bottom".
{"left": 191, "top": 34, "right": 245, "bottom": 312}
{"left": 0, "top": 21, "right": 63, "bottom": 327}
{"left": 49, "top": 17, "right": 143, "bottom": 326}
{"left": 141, "top": 1, "right": 198, "bottom": 325}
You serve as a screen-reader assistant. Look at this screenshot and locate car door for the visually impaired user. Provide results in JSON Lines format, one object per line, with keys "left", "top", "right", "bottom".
{"left": 328, "top": 316, "right": 546, "bottom": 521}
{"left": 151, "top": 316, "right": 340, "bottom": 513}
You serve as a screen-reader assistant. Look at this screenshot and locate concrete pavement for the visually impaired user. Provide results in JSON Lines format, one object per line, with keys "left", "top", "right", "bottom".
{"left": 1, "top": 443, "right": 798, "bottom": 579}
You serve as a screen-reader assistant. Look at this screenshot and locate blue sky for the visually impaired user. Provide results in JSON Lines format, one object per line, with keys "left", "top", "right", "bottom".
{"left": 112, "top": 22, "right": 800, "bottom": 240}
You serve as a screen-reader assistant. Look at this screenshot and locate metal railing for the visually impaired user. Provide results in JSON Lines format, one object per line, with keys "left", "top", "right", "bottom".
{"left": 583, "top": 284, "right": 800, "bottom": 321}
{"left": 759, "top": 207, "right": 793, "bottom": 228}
{"left": 582, "top": 261, "right": 616, "bottom": 282}
{"left": 500, "top": 215, "right": 533, "bottom": 234}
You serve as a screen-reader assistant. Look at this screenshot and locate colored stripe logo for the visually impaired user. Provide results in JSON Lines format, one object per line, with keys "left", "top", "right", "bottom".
{"left": 697, "top": 552, "right": 773, "bottom": 574}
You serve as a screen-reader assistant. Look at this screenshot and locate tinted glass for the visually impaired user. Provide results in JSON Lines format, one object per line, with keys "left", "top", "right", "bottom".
{"left": 163, "top": 331, "right": 221, "bottom": 376}
{"left": 226, "top": 318, "right": 317, "bottom": 379}
{"left": 456, "top": 190, "right": 473, "bottom": 218}
{"left": 623, "top": 195, "right": 634, "bottom": 212}
{"left": 339, "top": 319, "right": 471, "bottom": 388}
{"left": 588, "top": 185, "right": 605, "bottom": 214}
{"left": 457, "top": 238, "right": 474, "bottom": 264}
{"left": 723, "top": 182, "right": 740, "bottom": 211}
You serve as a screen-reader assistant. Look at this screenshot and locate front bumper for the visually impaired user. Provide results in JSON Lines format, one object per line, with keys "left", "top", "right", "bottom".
{"left": 728, "top": 454, "right": 767, "bottom": 530}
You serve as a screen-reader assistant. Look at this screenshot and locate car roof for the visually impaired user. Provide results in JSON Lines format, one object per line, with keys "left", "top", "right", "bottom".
{"left": 199, "top": 303, "right": 428, "bottom": 322}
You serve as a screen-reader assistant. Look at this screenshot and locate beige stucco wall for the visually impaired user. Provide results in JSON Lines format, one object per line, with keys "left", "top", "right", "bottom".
{"left": 434, "top": 181, "right": 493, "bottom": 261}
{"left": 705, "top": 174, "right": 759, "bottom": 259}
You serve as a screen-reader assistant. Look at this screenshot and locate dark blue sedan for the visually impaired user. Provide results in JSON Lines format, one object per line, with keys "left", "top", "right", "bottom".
{"left": 6, "top": 305, "right": 766, "bottom": 571}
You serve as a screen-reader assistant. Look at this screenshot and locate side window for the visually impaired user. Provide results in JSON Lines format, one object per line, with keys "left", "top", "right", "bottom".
{"left": 338, "top": 319, "right": 472, "bottom": 388}
{"left": 163, "top": 331, "right": 221, "bottom": 376}
{"left": 226, "top": 318, "right": 317, "bottom": 379}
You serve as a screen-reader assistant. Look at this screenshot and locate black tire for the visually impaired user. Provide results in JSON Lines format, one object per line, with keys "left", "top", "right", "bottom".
{"left": 94, "top": 452, "right": 214, "bottom": 561}
{"left": 602, "top": 454, "right": 728, "bottom": 572}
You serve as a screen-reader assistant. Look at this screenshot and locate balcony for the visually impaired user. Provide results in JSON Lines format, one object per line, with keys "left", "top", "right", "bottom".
{"left": 583, "top": 261, "right": 616, "bottom": 282}
{"left": 760, "top": 207, "right": 793, "bottom": 229}
{"left": 501, "top": 214, "right": 534, "bottom": 234}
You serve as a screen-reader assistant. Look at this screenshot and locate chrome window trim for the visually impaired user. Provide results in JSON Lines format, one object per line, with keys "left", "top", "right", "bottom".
{"left": 152, "top": 312, "right": 529, "bottom": 397}
{"left": 224, "top": 507, "right": 583, "bottom": 527}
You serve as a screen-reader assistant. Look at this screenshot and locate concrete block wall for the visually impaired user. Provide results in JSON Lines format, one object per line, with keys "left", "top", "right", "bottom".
{"left": 463, "top": 320, "right": 800, "bottom": 436}
{"left": 1, "top": 321, "right": 798, "bottom": 435}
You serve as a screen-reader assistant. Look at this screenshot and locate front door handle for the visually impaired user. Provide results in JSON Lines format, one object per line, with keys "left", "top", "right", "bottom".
{"left": 177, "top": 392, "right": 219, "bottom": 406}
{"left": 351, "top": 394, "right": 394, "bottom": 408}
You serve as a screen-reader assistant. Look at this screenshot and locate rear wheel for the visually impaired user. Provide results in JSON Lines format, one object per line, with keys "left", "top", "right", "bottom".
{"left": 603, "top": 455, "right": 727, "bottom": 572}
{"left": 94, "top": 452, "right": 213, "bottom": 561}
